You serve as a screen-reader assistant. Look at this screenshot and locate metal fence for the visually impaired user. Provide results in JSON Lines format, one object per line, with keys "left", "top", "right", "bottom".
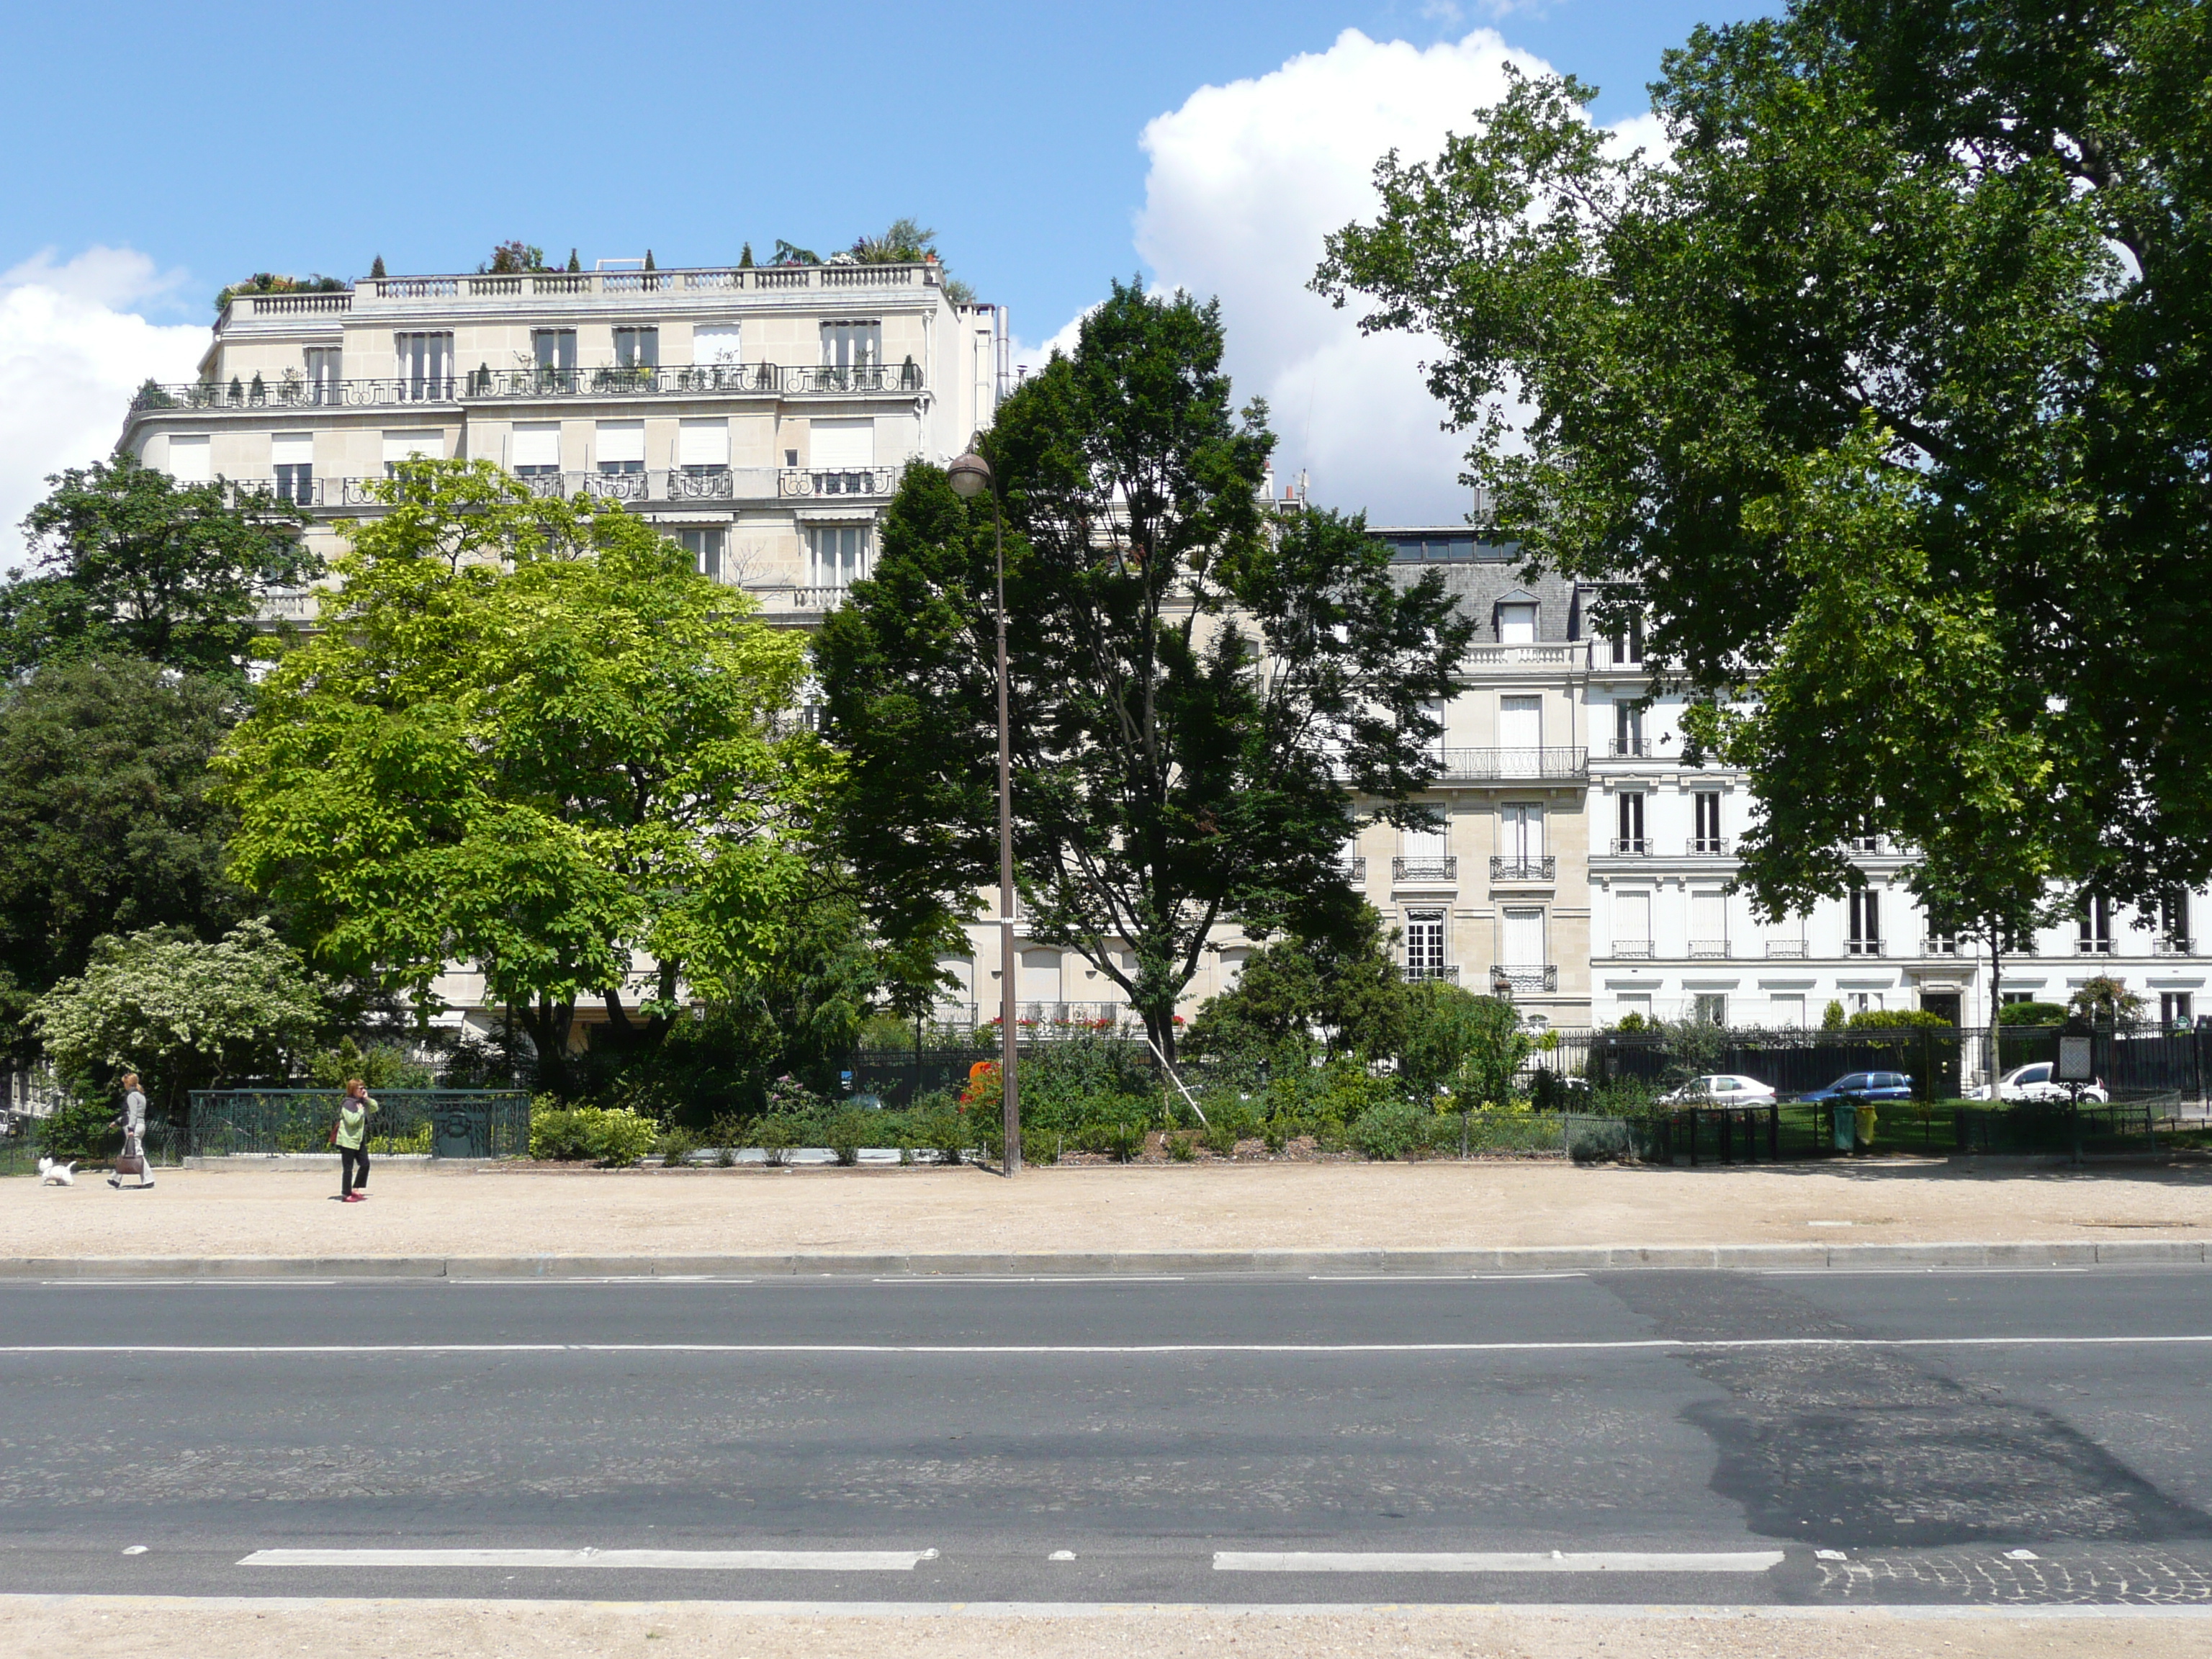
{"left": 183, "top": 1089, "right": 531, "bottom": 1158}
{"left": 0, "top": 1111, "right": 184, "bottom": 1176}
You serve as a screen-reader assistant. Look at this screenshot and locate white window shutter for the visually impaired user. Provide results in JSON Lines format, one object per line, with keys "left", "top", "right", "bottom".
{"left": 692, "top": 325, "right": 742, "bottom": 364}
{"left": 678, "top": 419, "right": 729, "bottom": 467}
{"left": 383, "top": 431, "right": 441, "bottom": 464}
{"left": 270, "top": 432, "right": 313, "bottom": 467}
{"left": 167, "top": 436, "right": 212, "bottom": 482}
{"left": 595, "top": 421, "right": 645, "bottom": 464}
{"left": 511, "top": 423, "right": 561, "bottom": 468}
{"left": 809, "top": 418, "right": 874, "bottom": 469}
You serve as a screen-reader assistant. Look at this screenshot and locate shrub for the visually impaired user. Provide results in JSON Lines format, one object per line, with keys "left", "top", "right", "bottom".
{"left": 1845, "top": 1007, "right": 1955, "bottom": 1030}
{"left": 1997, "top": 1001, "right": 2069, "bottom": 1026}
{"left": 367, "top": 1120, "right": 431, "bottom": 1156}
{"left": 1166, "top": 1131, "right": 1197, "bottom": 1162}
{"left": 754, "top": 1114, "right": 800, "bottom": 1166}
{"left": 827, "top": 1108, "right": 871, "bottom": 1166}
{"left": 529, "top": 1104, "right": 655, "bottom": 1166}
{"left": 655, "top": 1128, "right": 697, "bottom": 1167}
{"left": 1821, "top": 999, "right": 1847, "bottom": 1030}
{"left": 1202, "top": 1118, "right": 1239, "bottom": 1156}
{"left": 37, "top": 1096, "right": 122, "bottom": 1163}
{"left": 1349, "top": 1097, "right": 1431, "bottom": 1161}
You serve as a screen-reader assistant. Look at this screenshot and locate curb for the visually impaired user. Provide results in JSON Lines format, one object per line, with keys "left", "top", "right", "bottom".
{"left": 0, "top": 1239, "right": 2204, "bottom": 1280}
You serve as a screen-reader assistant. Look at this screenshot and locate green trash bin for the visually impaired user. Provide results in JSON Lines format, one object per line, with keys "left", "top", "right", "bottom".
{"left": 1832, "top": 1100, "right": 1856, "bottom": 1152}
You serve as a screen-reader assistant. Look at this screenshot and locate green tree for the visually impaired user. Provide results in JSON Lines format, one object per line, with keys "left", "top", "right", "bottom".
{"left": 1184, "top": 906, "right": 1406, "bottom": 1063}
{"left": 32, "top": 919, "right": 330, "bottom": 1118}
{"left": 216, "top": 460, "right": 830, "bottom": 1088}
{"left": 817, "top": 282, "right": 1472, "bottom": 1058}
{"left": 10, "top": 453, "right": 313, "bottom": 678}
{"left": 2069, "top": 974, "right": 2146, "bottom": 1031}
{"left": 1398, "top": 983, "right": 1529, "bottom": 1108}
{"left": 0, "top": 658, "right": 253, "bottom": 1060}
{"left": 1316, "top": 0, "right": 2212, "bottom": 936}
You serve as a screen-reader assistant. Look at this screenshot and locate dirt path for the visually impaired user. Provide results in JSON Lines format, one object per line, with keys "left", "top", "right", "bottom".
{"left": 6, "top": 1156, "right": 2211, "bottom": 1260}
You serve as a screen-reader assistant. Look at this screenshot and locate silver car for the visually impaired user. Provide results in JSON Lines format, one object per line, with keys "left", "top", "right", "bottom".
{"left": 1658, "top": 1074, "right": 1778, "bottom": 1106}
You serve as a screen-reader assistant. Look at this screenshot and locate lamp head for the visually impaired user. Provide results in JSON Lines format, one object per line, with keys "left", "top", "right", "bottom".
{"left": 946, "top": 451, "right": 992, "bottom": 500}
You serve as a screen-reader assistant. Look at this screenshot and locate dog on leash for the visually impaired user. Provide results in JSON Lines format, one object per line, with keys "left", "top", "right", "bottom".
{"left": 37, "top": 1157, "right": 76, "bottom": 1187}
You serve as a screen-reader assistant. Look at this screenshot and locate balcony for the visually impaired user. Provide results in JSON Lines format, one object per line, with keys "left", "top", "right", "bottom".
{"left": 1338, "top": 858, "right": 1368, "bottom": 882}
{"left": 1606, "top": 739, "right": 1660, "bottom": 758}
{"left": 130, "top": 361, "right": 925, "bottom": 415}
{"left": 1461, "top": 643, "right": 1588, "bottom": 671}
{"left": 1848, "top": 835, "right": 1891, "bottom": 855}
{"left": 133, "top": 376, "right": 457, "bottom": 412}
{"left": 1405, "top": 964, "right": 1460, "bottom": 984}
{"left": 2155, "top": 937, "right": 2196, "bottom": 957}
{"left": 1688, "top": 939, "right": 1731, "bottom": 959}
{"left": 1494, "top": 966, "right": 1560, "bottom": 994}
{"left": 225, "top": 466, "right": 906, "bottom": 513}
{"left": 1921, "top": 937, "right": 1960, "bottom": 957}
{"left": 1765, "top": 940, "right": 1809, "bottom": 958}
{"left": 1490, "top": 855, "right": 1556, "bottom": 881}
{"left": 465, "top": 364, "right": 788, "bottom": 400}
{"left": 1686, "top": 837, "right": 1730, "bottom": 856}
{"left": 1607, "top": 837, "right": 1651, "bottom": 856}
{"left": 1392, "top": 855, "right": 1459, "bottom": 882}
{"left": 1845, "top": 939, "right": 1887, "bottom": 957}
{"left": 1431, "top": 747, "right": 1588, "bottom": 782}
{"left": 783, "top": 363, "right": 928, "bottom": 395}
{"left": 1611, "top": 939, "right": 1655, "bottom": 959}
{"left": 2075, "top": 938, "right": 2116, "bottom": 955}
{"left": 215, "top": 263, "right": 946, "bottom": 323}
{"left": 1008, "top": 1002, "right": 1132, "bottom": 1030}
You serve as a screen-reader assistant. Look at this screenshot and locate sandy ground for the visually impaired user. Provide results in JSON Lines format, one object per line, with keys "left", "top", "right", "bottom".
{"left": 0, "top": 1599, "right": 2199, "bottom": 1659}
{"left": 6, "top": 1156, "right": 2212, "bottom": 1259}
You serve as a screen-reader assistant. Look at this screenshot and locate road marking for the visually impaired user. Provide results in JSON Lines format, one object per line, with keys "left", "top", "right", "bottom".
{"left": 871, "top": 1276, "right": 1187, "bottom": 1285}
{"left": 1214, "top": 1550, "right": 1786, "bottom": 1574}
{"left": 444, "top": 1279, "right": 757, "bottom": 1286}
{"left": 1306, "top": 1273, "right": 1587, "bottom": 1282}
{"left": 1763, "top": 1268, "right": 2092, "bottom": 1277}
{"left": 6, "top": 1333, "right": 2212, "bottom": 1356}
{"left": 40, "top": 1280, "right": 341, "bottom": 1288}
{"left": 238, "top": 1548, "right": 932, "bottom": 1570}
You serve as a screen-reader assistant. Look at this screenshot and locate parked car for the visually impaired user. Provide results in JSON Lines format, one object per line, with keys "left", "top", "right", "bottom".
{"left": 1657, "top": 1074, "right": 1778, "bottom": 1106}
{"left": 1968, "top": 1062, "right": 2110, "bottom": 1105}
{"left": 1797, "top": 1071, "right": 1916, "bottom": 1105}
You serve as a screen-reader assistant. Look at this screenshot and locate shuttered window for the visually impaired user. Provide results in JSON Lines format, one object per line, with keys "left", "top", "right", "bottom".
{"left": 595, "top": 421, "right": 645, "bottom": 466}
{"left": 271, "top": 432, "right": 313, "bottom": 466}
{"left": 678, "top": 419, "right": 729, "bottom": 468}
{"left": 692, "top": 325, "right": 742, "bottom": 364}
{"left": 511, "top": 423, "right": 561, "bottom": 469}
{"left": 809, "top": 418, "right": 874, "bottom": 469}
{"left": 383, "top": 431, "right": 441, "bottom": 465}
{"left": 166, "top": 435, "right": 211, "bottom": 482}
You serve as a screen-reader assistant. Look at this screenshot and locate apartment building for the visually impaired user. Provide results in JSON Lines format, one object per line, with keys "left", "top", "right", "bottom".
{"left": 117, "top": 259, "right": 1010, "bottom": 624}
{"left": 1587, "top": 652, "right": 2209, "bottom": 1046}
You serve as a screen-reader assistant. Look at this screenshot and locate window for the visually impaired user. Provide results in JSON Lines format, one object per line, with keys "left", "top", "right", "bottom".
{"left": 382, "top": 430, "right": 441, "bottom": 475}
{"left": 394, "top": 331, "right": 453, "bottom": 400}
{"left": 2001, "top": 990, "right": 2036, "bottom": 1006}
{"left": 1405, "top": 910, "right": 1447, "bottom": 979}
{"left": 595, "top": 420, "right": 644, "bottom": 475}
{"left": 1617, "top": 992, "right": 1653, "bottom": 1024}
{"left": 166, "top": 434, "right": 211, "bottom": 484}
{"left": 1691, "top": 791, "right": 1723, "bottom": 853}
{"left": 1693, "top": 993, "right": 1727, "bottom": 1025}
{"left": 532, "top": 329, "right": 577, "bottom": 382}
{"left": 678, "top": 419, "right": 729, "bottom": 473}
{"left": 807, "top": 524, "right": 869, "bottom": 588}
{"left": 613, "top": 326, "right": 660, "bottom": 369}
{"left": 1769, "top": 994, "right": 1806, "bottom": 1028}
{"left": 1501, "top": 906, "right": 1545, "bottom": 969}
{"left": 1500, "top": 803, "right": 1543, "bottom": 868}
{"left": 1498, "top": 693, "right": 1542, "bottom": 753}
{"left": 1613, "top": 889, "right": 1650, "bottom": 956}
{"left": 1615, "top": 791, "right": 1646, "bottom": 853}
{"left": 821, "top": 319, "right": 882, "bottom": 370}
{"left": 271, "top": 431, "right": 313, "bottom": 503}
{"left": 1400, "top": 823, "right": 1451, "bottom": 877}
{"left": 1019, "top": 948, "right": 1064, "bottom": 1005}
{"left": 1848, "top": 889, "right": 1882, "bottom": 955}
{"left": 1498, "top": 601, "right": 1537, "bottom": 644}
{"left": 511, "top": 422, "right": 561, "bottom": 477}
{"left": 2078, "top": 895, "right": 2113, "bottom": 954}
{"left": 2162, "top": 992, "right": 2195, "bottom": 1030}
{"left": 305, "top": 348, "right": 341, "bottom": 403}
{"left": 1848, "top": 993, "right": 1882, "bottom": 1015}
{"left": 1690, "top": 890, "right": 1727, "bottom": 958}
{"left": 678, "top": 529, "right": 725, "bottom": 580}
{"left": 692, "top": 323, "right": 743, "bottom": 366}
{"left": 2160, "top": 892, "right": 2193, "bottom": 950}
{"left": 809, "top": 418, "right": 876, "bottom": 492}
{"left": 1612, "top": 699, "right": 1644, "bottom": 756}
{"left": 1609, "top": 611, "right": 1643, "bottom": 666}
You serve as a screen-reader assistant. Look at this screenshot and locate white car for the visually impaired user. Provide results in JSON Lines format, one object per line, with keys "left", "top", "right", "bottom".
{"left": 1658, "top": 1074, "right": 1778, "bottom": 1106}
{"left": 1972, "top": 1062, "right": 2110, "bottom": 1105}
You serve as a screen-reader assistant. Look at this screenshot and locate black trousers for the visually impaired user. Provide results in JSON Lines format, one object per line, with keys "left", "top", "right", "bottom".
{"left": 340, "top": 1146, "right": 369, "bottom": 1195}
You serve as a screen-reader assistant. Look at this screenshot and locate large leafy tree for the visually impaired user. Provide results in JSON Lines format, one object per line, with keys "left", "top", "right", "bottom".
{"left": 217, "top": 461, "right": 830, "bottom": 1083}
{"left": 9, "top": 453, "right": 315, "bottom": 677}
{"left": 817, "top": 281, "right": 1473, "bottom": 1057}
{"left": 0, "top": 658, "right": 255, "bottom": 1061}
{"left": 1184, "top": 907, "right": 1408, "bottom": 1064}
{"left": 1316, "top": 0, "right": 2212, "bottom": 979}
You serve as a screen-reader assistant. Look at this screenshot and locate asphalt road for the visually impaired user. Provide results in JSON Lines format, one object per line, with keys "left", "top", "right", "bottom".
{"left": 5, "top": 1267, "right": 2212, "bottom": 1606}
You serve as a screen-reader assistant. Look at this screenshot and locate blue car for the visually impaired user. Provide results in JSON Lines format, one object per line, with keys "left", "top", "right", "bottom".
{"left": 1798, "top": 1071, "right": 1915, "bottom": 1105}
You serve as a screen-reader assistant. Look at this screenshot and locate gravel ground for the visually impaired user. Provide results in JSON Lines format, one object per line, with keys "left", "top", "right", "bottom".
{"left": 5, "top": 1157, "right": 2212, "bottom": 1259}
{"left": 2, "top": 1599, "right": 2202, "bottom": 1659}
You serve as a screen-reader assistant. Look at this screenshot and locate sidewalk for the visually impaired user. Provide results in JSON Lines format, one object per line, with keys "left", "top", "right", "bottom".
{"left": 6, "top": 1157, "right": 2212, "bottom": 1267}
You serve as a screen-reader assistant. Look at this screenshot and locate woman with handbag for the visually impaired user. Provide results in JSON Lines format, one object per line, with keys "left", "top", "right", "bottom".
{"left": 333, "top": 1079, "right": 377, "bottom": 1202}
{"left": 108, "top": 1073, "right": 153, "bottom": 1190}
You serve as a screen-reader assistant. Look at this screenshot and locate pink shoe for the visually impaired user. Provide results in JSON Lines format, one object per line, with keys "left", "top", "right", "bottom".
{"left": 343, "top": 1192, "right": 363, "bottom": 1202}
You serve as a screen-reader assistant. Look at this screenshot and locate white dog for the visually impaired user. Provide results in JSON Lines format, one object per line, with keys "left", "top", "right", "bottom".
{"left": 37, "top": 1157, "right": 75, "bottom": 1187}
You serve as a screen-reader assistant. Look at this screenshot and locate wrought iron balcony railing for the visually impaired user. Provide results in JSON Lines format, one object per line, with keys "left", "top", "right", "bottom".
{"left": 2075, "top": 937, "right": 2116, "bottom": 955}
{"left": 1404, "top": 963, "right": 1460, "bottom": 983}
{"left": 1392, "top": 855, "right": 1458, "bottom": 881}
{"left": 1493, "top": 966, "right": 1560, "bottom": 994}
{"left": 133, "top": 377, "right": 456, "bottom": 411}
{"left": 132, "top": 361, "right": 928, "bottom": 415}
{"left": 1490, "top": 855, "right": 1557, "bottom": 881}
{"left": 1687, "top": 836, "right": 1730, "bottom": 855}
{"left": 1688, "top": 939, "right": 1731, "bottom": 959}
{"left": 2154, "top": 937, "right": 2196, "bottom": 956}
{"left": 1611, "top": 939, "right": 1655, "bottom": 959}
{"left": 1431, "top": 746, "right": 1588, "bottom": 781}
{"left": 1921, "top": 937, "right": 1961, "bottom": 956}
{"left": 464, "top": 364, "right": 790, "bottom": 399}
{"left": 783, "top": 363, "right": 928, "bottom": 395}
{"left": 1845, "top": 939, "right": 1887, "bottom": 956}
{"left": 1607, "top": 837, "right": 1651, "bottom": 855}
{"left": 225, "top": 465, "right": 907, "bottom": 512}
{"left": 1606, "top": 738, "right": 1658, "bottom": 757}
{"left": 1338, "top": 857, "right": 1367, "bottom": 882}
{"left": 1765, "top": 940, "right": 1809, "bottom": 958}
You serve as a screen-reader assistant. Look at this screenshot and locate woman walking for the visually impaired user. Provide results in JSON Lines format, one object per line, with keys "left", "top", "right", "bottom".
{"left": 108, "top": 1072, "right": 153, "bottom": 1190}
{"left": 333, "top": 1079, "right": 377, "bottom": 1202}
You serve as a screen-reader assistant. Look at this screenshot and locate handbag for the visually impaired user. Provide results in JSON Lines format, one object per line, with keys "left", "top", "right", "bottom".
{"left": 114, "top": 1153, "right": 145, "bottom": 1176}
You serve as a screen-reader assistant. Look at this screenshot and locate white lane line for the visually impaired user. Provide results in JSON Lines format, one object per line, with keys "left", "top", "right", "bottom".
{"left": 1215, "top": 1550, "right": 1786, "bottom": 1574}
{"left": 1764, "top": 1268, "right": 2092, "bottom": 1277}
{"left": 444, "top": 1279, "right": 757, "bottom": 1286}
{"left": 5, "top": 1334, "right": 2212, "bottom": 1356}
{"left": 40, "top": 1280, "right": 341, "bottom": 1288}
{"left": 1307, "top": 1273, "right": 1588, "bottom": 1282}
{"left": 239, "top": 1547, "right": 931, "bottom": 1570}
{"left": 871, "top": 1277, "right": 1187, "bottom": 1285}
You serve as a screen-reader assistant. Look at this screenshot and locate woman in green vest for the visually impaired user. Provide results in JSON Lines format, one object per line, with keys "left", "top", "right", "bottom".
{"left": 333, "top": 1079, "right": 376, "bottom": 1202}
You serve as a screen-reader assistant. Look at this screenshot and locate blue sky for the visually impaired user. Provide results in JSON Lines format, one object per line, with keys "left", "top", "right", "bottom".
{"left": 0, "top": 0, "right": 1765, "bottom": 541}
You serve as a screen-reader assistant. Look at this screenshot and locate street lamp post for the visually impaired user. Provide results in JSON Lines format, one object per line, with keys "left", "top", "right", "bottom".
{"left": 946, "top": 451, "right": 1019, "bottom": 1175}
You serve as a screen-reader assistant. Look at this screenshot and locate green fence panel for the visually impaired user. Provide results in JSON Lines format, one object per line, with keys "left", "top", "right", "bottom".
{"left": 184, "top": 1089, "right": 531, "bottom": 1158}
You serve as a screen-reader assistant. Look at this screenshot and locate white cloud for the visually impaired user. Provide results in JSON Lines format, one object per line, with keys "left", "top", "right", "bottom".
{"left": 0, "top": 247, "right": 205, "bottom": 566}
